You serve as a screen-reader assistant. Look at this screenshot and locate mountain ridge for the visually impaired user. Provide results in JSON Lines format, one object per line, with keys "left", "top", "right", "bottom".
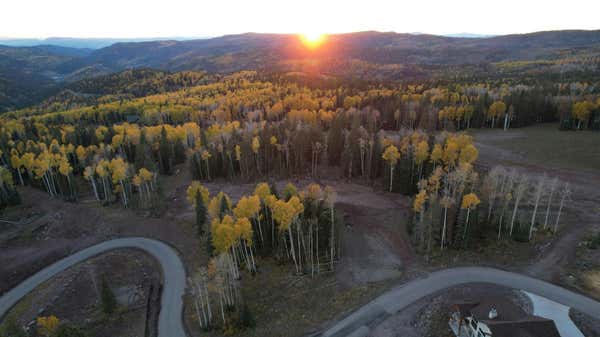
{"left": 2, "top": 29, "right": 600, "bottom": 111}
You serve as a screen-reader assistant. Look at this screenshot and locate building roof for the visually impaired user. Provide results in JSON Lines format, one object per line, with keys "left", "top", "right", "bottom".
{"left": 452, "top": 297, "right": 561, "bottom": 337}
{"left": 485, "top": 317, "right": 561, "bottom": 337}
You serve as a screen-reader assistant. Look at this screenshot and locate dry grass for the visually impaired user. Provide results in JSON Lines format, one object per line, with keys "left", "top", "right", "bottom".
{"left": 470, "top": 123, "right": 600, "bottom": 172}
{"left": 582, "top": 270, "right": 600, "bottom": 297}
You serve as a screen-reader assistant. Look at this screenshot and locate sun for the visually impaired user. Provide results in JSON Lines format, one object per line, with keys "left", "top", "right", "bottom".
{"left": 299, "top": 32, "right": 326, "bottom": 48}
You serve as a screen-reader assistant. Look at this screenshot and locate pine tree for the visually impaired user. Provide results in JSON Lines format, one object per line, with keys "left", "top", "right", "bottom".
{"left": 101, "top": 277, "right": 117, "bottom": 316}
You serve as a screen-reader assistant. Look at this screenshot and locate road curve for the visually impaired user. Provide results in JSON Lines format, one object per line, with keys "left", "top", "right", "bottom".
{"left": 0, "top": 237, "right": 186, "bottom": 337}
{"left": 320, "top": 267, "right": 600, "bottom": 337}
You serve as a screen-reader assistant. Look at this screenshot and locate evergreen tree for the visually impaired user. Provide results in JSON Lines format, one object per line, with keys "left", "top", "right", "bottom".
{"left": 100, "top": 277, "right": 117, "bottom": 316}
{"left": 195, "top": 193, "right": 207, "bottom": 236}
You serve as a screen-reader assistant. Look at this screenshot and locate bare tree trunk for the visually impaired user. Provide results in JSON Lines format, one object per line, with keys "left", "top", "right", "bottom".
{"left": 330, "top": 205, "right": 335, "bottom": 271}
{"left": 441, "top": 207, "right": 448, "bottom": 250}
{"left": 529, "top": 176, "right": 545, "bottom": 240}
{"left": 554, "top": 183, "right": 570, "bottom": 233}
{"left": 544, "top": 178, "right": 557, "bottom": 229}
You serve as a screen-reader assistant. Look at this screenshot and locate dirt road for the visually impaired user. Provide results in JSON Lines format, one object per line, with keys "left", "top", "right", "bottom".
{"left": 318, "top": 267, "right": 600, "bottom": 337}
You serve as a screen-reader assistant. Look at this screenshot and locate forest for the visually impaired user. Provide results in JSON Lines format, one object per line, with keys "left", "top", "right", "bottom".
{"left": 1, "top": 61, "right": 597, "bottom": 334}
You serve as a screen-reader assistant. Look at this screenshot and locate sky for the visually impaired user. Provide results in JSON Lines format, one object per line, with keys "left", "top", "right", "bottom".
{"left": 2, "top": 0, "right": 599, "bottom": 39}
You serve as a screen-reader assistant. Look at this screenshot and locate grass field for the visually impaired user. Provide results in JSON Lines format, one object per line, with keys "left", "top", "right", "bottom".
{"left": 469, "top": 123, "right": 600, "bottom": 172}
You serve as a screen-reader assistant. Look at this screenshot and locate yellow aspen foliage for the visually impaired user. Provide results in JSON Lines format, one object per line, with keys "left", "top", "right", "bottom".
{"left": 10, "top": 154, "right": 21, "bottom": 169}
{"left": 75, "top": 145, "right": 86, "bottom": 162}
{"left": 21, "top": 153, "right": 35, "bottom": 171}
{"left": 234, "top": 144, "right": 241, "bottom": 161}
{"left": 233, "top": 195, "right": 260, "bottom": 219}
{"left": 414, "top": 140, "right": 429, "bottom": 165}
{"left": 272, "top": 200, "right": 295, "bottom": 231}
{"left": 37, "top": 315, "right": 60, "bottom": 337}
{"left": 139, "top": 168, "right": 154, "bottom": 181}
{"left": 251, "top": 136, "right": 260, "bottom": 154}
{"left": 442, "top": 140, "right": 459, "bottom": 168}
{"left": 382, "top": 145, "right": 400, "bottom": 167}
{"left": 265, "top": 194, "right": 278, "bottom": 209}
{"left": 0, "top": 167, "right": 15, "bottom": 187}
{"left": 211, "top": 215, "right": 236, "bottom": 253}
{"left": 288, "top": 196, "right": 304, "bottom": 215}
{"left": 95, "top": 125, "right": 109, "bottom": 140}
{"left": 461, "top": 193, "right": 481, "bottom": 209}
{"left": 253, "top": 182, "right": 271, "bottom": 201}
{"left": 96, "top": 160, "right": 109, "bottom": 177}
{"left": 488, "top": 101, "right": 507, "bottom": 118}
{"left": 187, "top": 181, "right": 210, "bottom": 205}
{"left": 235, "top": 217, "right": 254, "bottom": 246}
{"left": 305, "top": 183, "right": 322, "bottom": 200}
{"left": 270, "top": 136, "right": 278, "bottom": 145}
{"left": 109, "top": 157, "right": 128, "bottom": 183}
{"left": 132, "top": 174, "right": 142, "bottom": 187}
{"left": 459, "top": 144, "right": 479, "bottom": 165}
{"left": 413, "top": 189, "right": 428, "bottom": 212}
{"left": 428, "top": 167, "right": 443, "bottom": 193}
{"left": 572, "top": 101, "right": 593, "bottom": 124}
{"left": 58, "top": 159, "right": 72, "bottom": 176}
{"left": 200, "top": 149, "right": 211, "bottom": 160}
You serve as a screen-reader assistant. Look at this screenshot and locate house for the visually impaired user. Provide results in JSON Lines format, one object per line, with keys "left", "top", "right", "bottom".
{"left": 449, "top": 297, "right": 561, "bottom": 337}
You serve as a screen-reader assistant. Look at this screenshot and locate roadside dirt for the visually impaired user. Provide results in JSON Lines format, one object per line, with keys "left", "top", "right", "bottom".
{"left": 2, "top": 249, "right": 160, "bottom": 337}
{"left": 1, "top": 167, "right": 416, "bottom": 337}
{"left": 472, "top": 128, "right": 600, "bottom": 284}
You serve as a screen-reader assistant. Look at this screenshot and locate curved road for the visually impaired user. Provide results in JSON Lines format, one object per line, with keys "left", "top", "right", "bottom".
{"left": 0, "top": 237, "right": 186, "bottom": 337}
{"left": 319, "top": 267, "right": 600, "bottom": 337}
{"left": 2, "top": 242, "right": 600, "bottom": 337}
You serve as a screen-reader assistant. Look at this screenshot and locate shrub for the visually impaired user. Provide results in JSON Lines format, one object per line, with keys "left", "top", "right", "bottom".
{"left": 100, "top": 278, "right": 117, "bottom": 316}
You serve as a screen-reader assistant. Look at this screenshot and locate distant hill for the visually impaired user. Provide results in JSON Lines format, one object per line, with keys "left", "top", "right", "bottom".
{"left": 0, "top": 37, "right": 206, "bottom": 49}
{"left": 2, "top": 30, "right": 600, "bottom": 111}
{"left": 0, "top": 44, "right": 93, "bottom": 110}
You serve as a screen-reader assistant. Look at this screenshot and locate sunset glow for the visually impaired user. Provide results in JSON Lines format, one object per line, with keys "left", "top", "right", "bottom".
{"left": 300, "top": 33, "right": 326, "bottom": 48}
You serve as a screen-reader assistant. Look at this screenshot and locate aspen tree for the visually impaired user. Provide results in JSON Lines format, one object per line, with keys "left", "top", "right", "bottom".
{"left": 252, "top": 136, "right": 261, "bottom": 175}
{"left": 413, "top": 188, "right": 428, "bottom": 250}
{"left": 201, "top": 150, "right": 211, "bottom": 180}
{"left": 324, "top": 186, "right": 337, "bottom": 271}
{"left": 488, "top": 101, "right": 506, "bottom": 128}
{"left": 382, "top": 145, "right": 400, "bottom": 192}
{"left": 58, "top": 158, "right": 76, "bottom": 200}
{"left": 9, "top": 153, "right": 24, "bottom": 186}
{"left": 37, "top": 316, "right": 60, "bottom": 337}
{"left": 510, "top": 174, "right": 528, "bottom": 236}
{"left": 189, "top": 267, "right": 212, "bottom": 329}
{"left": 430, "top": 143, "right": 442, "bottom": 170}
{"left": 529, "top": 175, "right": 546, "bottom": 240}
{"left": 554, "top": 182, "right": 571, "bottom": 233}
{"left": 233, "top": 195, "right": 263, "bottom": 244}
{"left": 414, "top": 141, "right": 429, "bottom": 180}
{"left": 543, "top": 177, "right": 558, "bottom": 229}
{"left": 461, "top": 193, "right": 481, "bottom": 241}
{"left": 109, "top": 157, "right": 130, "bottom": 207}
{"left": 84, "top": 166, "right": 100, "bottom": 201}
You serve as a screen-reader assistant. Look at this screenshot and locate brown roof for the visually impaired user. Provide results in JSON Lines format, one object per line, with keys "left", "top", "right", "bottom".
{"left": 452, "top": 297, "right": 561, "bottom": 337}
{"left": 485, "top": 316, "right": 561, "bottom": 337}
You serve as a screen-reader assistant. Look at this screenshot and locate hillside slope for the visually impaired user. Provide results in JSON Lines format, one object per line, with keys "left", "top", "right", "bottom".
{"left": 2, "top": 30, "right": 600, "bottom": 111}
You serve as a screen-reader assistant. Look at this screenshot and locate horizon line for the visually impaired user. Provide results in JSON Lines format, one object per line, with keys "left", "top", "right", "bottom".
{"left": 1, "top": 28, "right": 600, "bottom": 41}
